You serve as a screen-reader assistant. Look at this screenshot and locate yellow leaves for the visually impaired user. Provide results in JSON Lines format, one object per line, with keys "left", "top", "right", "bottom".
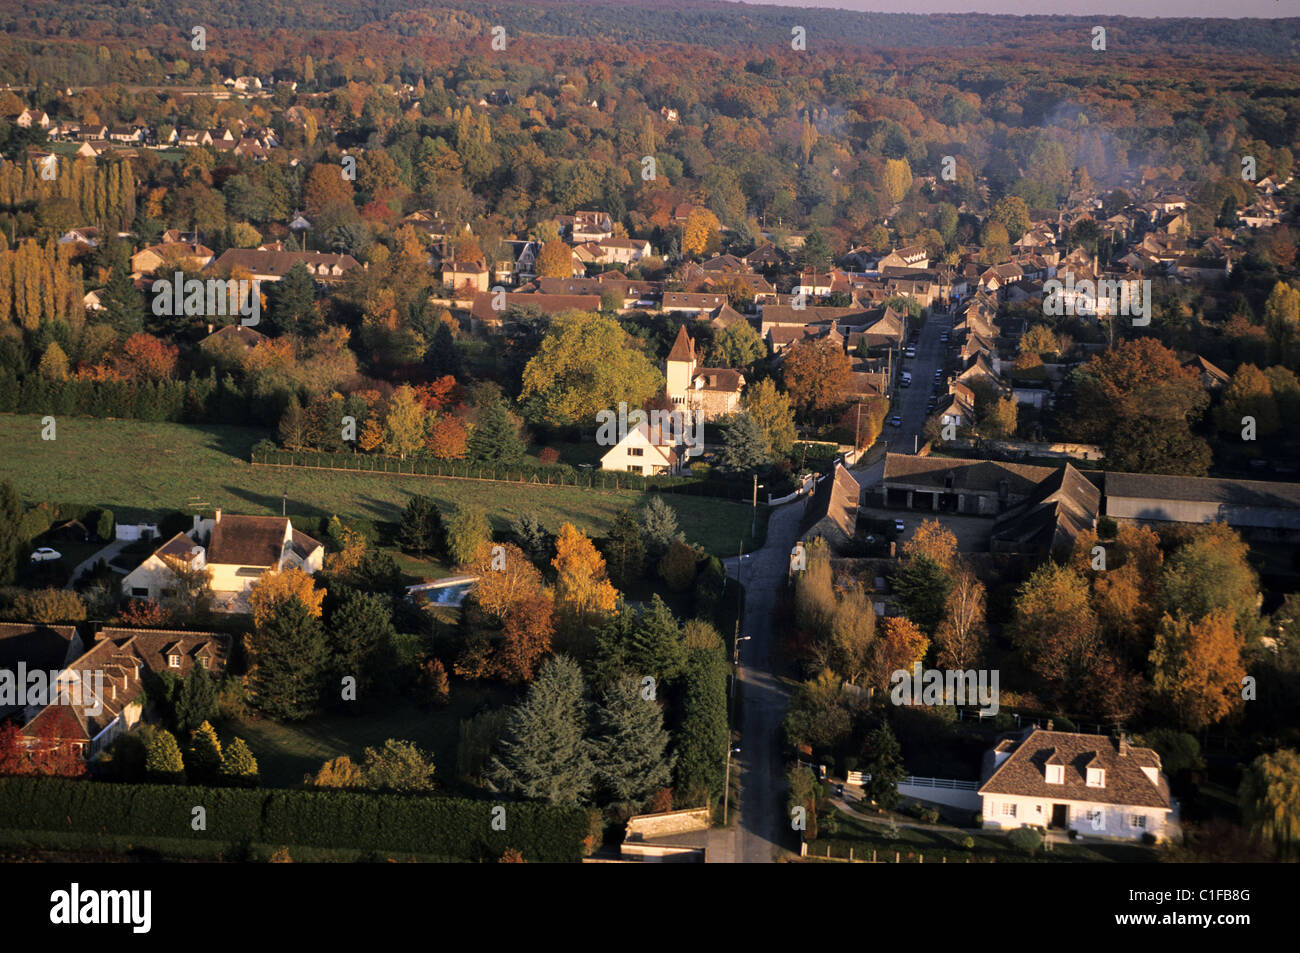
{"left": 248, "top": 568, "right": 324, "bottom": 628}
{"left": 682, "top": 207, "right": 721, "bottom": 257}
{"left": 552, "top": 522, "right": 617, "bottom": 620}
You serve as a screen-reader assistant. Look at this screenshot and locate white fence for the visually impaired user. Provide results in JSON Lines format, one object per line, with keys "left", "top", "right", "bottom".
{"left": 896, "top": 775, "right": 981, "bottom": 811}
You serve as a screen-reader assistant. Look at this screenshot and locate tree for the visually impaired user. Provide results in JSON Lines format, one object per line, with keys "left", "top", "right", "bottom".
{"left": 658, "top": 538, "right": 698, "bottom": 592}
{"left": 145, "top": 728, "right": 185, "bottom": 783}
{"left": 446, "top": 506, "right": 491, "bottom": 566}
{"left": 38, "top": 342, "right": 68, "bottom": 381}
{"left": 629, "top": 595, "right": 688, "bottom": 685}
{"left": 552, "top": 523, "right": 618, "bottom": 642}
{"left": 719, "top": 412, "right": 771, "bottom": 471}
{"left": 828, "top": 583, "right": 875, "bottom": 685}
{"left": 219, "top": 737, "right": 259, "bottom": 786}
{"left": 872, "top": 617, "right": 930, "bottom": 691}
{"left": 158, "top": 553, "right": 213, "bottom": 619}
{"left": 934, "top": 568, "right": 987, "bottom": 670}
{"left": 399, "top": 495, "right": 444, "bottom": 556}
{"left": 306, "top": 755, "right": 363, "bottom": 788}
{"left": 640, "top": 497, "right": 682, "bottom": 557}
{"left": 6, "top": 588, "right": 86, "bottom": 623}
{"left": 1263, "top": 281, "right": 1300, "bottom": 364}
{"left": 682, "top": 207, "right": 722, "bottom": 257}
{"left": 383, "top": 384, "right": 427, "bottom": 459}
{"left": 99, "top": 262, "right": 146, "bottom": 337}
{"left": 267, "top": 262, "right": 318, "bottom": 336}
{"left": 1160, "top": 523, "right": 1260, "bottom": 635}
{"left": 1240, "top": 749, "right": 1300, "bottom": 859}
{"left": 743, "top": 379, "right": 797, "bottom": 457}
{"left": 882, "top": 158, "right": 913, "bottom": 204}
{"left": 592, "top": 675, "right": 675, "bottom": 804}
{"left": 246, "top": 598, "right": 326, "bottom": 720}
{"left": 712, "top": 320, "right": 765, "bottom": 368}
{"left": 901, "top": 519, "right": 958, "bottom": 572}
{"left": 173, "top": 664, "right": 218, "bottom": 734}
{"left": 426, "top": 414, "right": 469, "bottom": 460}
{"left": 247, "top": 568, "right": 324, "bottom": 628}
{"left": 604, "top": 508, "right": 645, "bottom": 585}
{"left": 865, "top": 722, "right": 905, "bottom": 810}
{"left": 891, "top": 554, "right": 952, "bottom": 635}
{"left": 362, "top": 738, "right": 436, "bottom": 792}
{"left": 497, "top": 591, "right": 556, "bottom": 684}
{"left": 184, "top": 720, "right": 222, "bottom": 783}
{"left": 1150, "top": 609, "right": 1245, "bottom": 731}
{"left": 536, "top": 240, "right": 575, "bottom": 278}
{"left": 675, "top": 640, "right": 729, "bottom": 806}
{"left": 466, "top": 395, "right": 525, "bottom": 464}
{"left": 0, "top": 721, "right": 26, "bottom": 776}
{"left": 488, "top": 654, "right": 593, "bottom": 805}
{"left": 426, "top": 320, "right": 463, "bottom": 378}
{"left": 0, "top": 480, "right": 24, "bottom": 586}
{"left": 783, "top": 338, "right": 852, "bottom": 419}
{"left": 1009, "top": 563, "right": 1099, "bottom": 703}
{"left": 326, "top": 590, "right": 397, "bottom": 701}
{"left": 990, "top": 195, "right": 1030, "bottom": 242}
{"left": 520, "top": 311, "right": 663, "bottom": 427}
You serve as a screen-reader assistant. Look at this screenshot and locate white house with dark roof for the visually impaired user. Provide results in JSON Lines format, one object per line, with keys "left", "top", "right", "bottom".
{"left": 121, "top": 510, "right": 323, "bottom": 613}
{"left": 979, "top": 728, "right": 1175, "bottom": 841}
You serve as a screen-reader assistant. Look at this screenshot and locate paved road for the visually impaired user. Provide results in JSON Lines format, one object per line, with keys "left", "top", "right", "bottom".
{"left": 714, "top": 498, "right": 805, "bottom": 863}
{"left": 887, "top": 307, "right": 952, "bottom": 455}
{"left": 64, "top": 538, "right": 128, "bottom": 590}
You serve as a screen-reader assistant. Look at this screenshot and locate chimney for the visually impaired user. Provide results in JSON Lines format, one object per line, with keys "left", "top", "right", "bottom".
{"left": 193, "top": 514, "right": 201, "bottom": 535}
{"left": 1118, "top": 732, "right": 1130, "bottom": 757}
{"left": 214, "top": 508, "right": 222, "bottom": 524}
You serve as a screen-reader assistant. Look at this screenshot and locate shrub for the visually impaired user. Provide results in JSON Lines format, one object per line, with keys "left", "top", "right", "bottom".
{"left": 538, "top": 447, "right": 560, "bottom": 466}
{"left": 1008, "top": 827, "right": 1043, "bottom": 854}
{"left": 1141, "top": 831, "right": 1157, "bottom": 846}
{"left": 960, "top": 835, "right": 975, "bottom": 850}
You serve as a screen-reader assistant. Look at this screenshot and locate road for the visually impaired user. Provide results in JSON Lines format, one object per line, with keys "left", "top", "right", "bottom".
{"left": 714, "top": 498, "right": 805, "bottom": 862}
{"left": 887, "top": 307, "right": 952, "bottom": 455}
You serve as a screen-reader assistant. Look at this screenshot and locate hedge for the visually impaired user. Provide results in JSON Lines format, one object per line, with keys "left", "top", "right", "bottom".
{"left": 0, "top": 777, "right": 590, "bottom": 863}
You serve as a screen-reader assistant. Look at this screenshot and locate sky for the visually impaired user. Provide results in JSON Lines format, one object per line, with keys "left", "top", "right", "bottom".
{"left": 726, "top": 0, "right": 1299, "bottom": 17}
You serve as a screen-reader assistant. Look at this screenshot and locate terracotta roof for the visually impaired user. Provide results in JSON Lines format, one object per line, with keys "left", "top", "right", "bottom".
{"left": 667, "top": 325, "right": 695, "bottom": 363}
{"left": 469, "top": 291, "right": 601, "bottom": 323}
{"left": 979, "top": 729, "right": 1170, "bottom": 809}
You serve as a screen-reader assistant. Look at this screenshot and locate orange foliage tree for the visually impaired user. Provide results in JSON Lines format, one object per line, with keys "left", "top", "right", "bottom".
{"left": 247, "top": 568, "right": 325, "bottom": 627}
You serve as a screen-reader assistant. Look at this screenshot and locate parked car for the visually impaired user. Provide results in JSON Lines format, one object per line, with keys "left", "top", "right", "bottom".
{"left": 904, "top": 346, "right": 917, "bottom": 359}
{"left": 29, "top": 547, "right": 61, "bottom": 562}
{"left": 939, "top": 331, "right": 949, "bottom": 342}
{"left": 887, "top": 415, "right": 903, "bottom": 428}
{"left": 900, "top": 374, "right": 911, "bottom": 388}
{"left": 894, "top": 519, "right": 906, "bottom": 533}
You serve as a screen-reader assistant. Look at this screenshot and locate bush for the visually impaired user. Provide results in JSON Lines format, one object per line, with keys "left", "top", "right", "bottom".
{"left": 960, "top": 835, "right": 975, "bottom": 850}
{"left": 537, "top": 447, "right": 560, "bottom": 466}
{"left": 1097, "top": 516, "right": 1118, "bottom": 539}
{"left": 1008, "top": 827, "right": 1043, "bottom": 854}
{"left": 1141, "top": 831, "right": 1157, "bottom": 846}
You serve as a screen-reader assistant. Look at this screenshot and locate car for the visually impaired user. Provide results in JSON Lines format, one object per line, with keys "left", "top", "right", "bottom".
{"left": 894, "top": 519, "right": 906, "bottom": 533}
{"left": 29, "top": 547, "right": 61, "bottom": 563}
{"left": 939, "top": 331, "right": 949, "bottom": 342}
{"left": 899, "top": 376, "right": 911, "bottom": 388}
{"left": 887, "top": 415, "right": 903, "bottom": 428}
{"left": 904, "top": 347, "right": 917, "bottom": 359}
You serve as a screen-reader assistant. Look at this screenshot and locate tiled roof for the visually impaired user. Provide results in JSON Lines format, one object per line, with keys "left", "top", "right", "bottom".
{"left": 208, "top": 515, "right": 290, "bottom": 567}
{"left": 979, "top": 729, "right": 1170, "bottom": 809}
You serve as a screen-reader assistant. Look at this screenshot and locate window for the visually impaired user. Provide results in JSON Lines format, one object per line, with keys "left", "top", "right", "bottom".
{"left": 131, "top": 587, "right": 149, "bottom": 597}
{"left": 1046, "top": 765, "right": 1064, "bottom": 784}
{"left": 628, "top": 447, "right": 643, "bottom": 457}
{"left": 1000, "top": 802, "right": 1017, "bottom": 818}
{"left": 168, "top": 654, "right": 181, "bottom": 668}
{"left": 1129, "top": 814, "right": 1146, "bottom": 829}
{"left": 1086, "top": 768, "right": 1105, "bottom": 788}
{"left": 199, "top": 657, "right": 210, "bottom": 670}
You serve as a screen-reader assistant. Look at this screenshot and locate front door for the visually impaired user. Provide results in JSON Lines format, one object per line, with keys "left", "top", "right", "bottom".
{"left": 1050, "top": 804, "right": 1068, "bottom": 828}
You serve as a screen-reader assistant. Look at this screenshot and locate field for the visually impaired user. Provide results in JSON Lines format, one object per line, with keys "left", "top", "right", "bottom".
{"left": 0, "top": 414, "right": 765, "bottom": 556}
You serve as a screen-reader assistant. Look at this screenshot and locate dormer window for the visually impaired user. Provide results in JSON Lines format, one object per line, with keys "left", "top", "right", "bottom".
{"left": 1086, "top": 767, "right": 1105, "bottom": 788}
{"left": 1046, "top": 764, "right": 1064, "bottom": 784}
{"left": 168, "top": 653, "right": 181, "bottom": 668}
{"left": 199, "top": 656, "right": 210, "bottom": 670}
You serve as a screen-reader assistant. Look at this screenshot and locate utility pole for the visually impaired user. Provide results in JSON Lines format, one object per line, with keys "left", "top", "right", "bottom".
{"left": 854, "top": 402, "right": 863, "bottom": 457}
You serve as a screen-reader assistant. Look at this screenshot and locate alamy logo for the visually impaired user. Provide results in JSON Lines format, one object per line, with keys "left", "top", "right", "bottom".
{"left": 50, "top": 883, "right": 151, "bottom": 933}
{"left": 889, "top": 663, "right": 999, "bottom": 714}
{"left": 151, "top": 271, "right": 261, "bottom": 326}
{"left": 1043, "top": 274, "right": 1150, "bottom": 325}
{"left": 594, "top": 402, "right": 702, "bottom": 453}
{"left": 0, "top": 665, "right": 103, "bottom": 717}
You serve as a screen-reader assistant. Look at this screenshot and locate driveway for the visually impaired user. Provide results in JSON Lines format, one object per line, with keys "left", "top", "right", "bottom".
{"left": 64, "top": 538, "right": 129, "bottom": 589}
{"left": 713, "top": 498, "right": 805, "bottom": 863}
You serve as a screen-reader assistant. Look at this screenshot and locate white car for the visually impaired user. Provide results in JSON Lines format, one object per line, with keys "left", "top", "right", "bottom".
{"left": 29, "top": 547, "right": 62, "bottom": 562}
{"left": 904, "top": 347, "right": 917, "bottom": 359}
{"left": 894, "top": 519, "right": 906, "bottom": 533}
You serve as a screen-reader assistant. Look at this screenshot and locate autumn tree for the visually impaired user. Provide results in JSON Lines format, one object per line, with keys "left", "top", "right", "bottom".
{"left": 552, "top": 523, "right": 618, "bottom": 649}
{"left": 496, "top": 591, "right": 556, "bottom": 684}
{"left": 901, "top": 519, "right": 958, "bottom": 572}
{"left": 743, "top": 378, "right": 797, "bottom": 457}
{"left": 783, "top": 338, "right": 852, "bottom": 421}
{"left": 247, "top": 568, "right": 324, "bottom": 628}
{"left": 383, "top": 384, "right": 427, "bottom": 459}
{"left": 306, "top": 754, "right": 363, "bottom": 789}
{"left": 1150, "top": 609, "right": 1246, "bottom": 731}
{"left": 1009, "top": 562, "right": 1099, "bottom": 704}
{"left": 1239, "top": 749, "right": 1300, "bottom": 860}
{"left": 934, "top": 567, "right": 987, "bottom": 670}
{"left": 681, "top": 207, "right": 722, "bottom": 258}
{"left": 872, "top": 617, "right": 929, "bottom": 691}
{"left": 536, "top": 239, "right": 575, "bottom": 278}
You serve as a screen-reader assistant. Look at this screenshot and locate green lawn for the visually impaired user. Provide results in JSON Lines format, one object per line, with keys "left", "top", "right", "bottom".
{"left": 225, "top": 688, "right": 509, "bottom": 791}
{"left": 0, "top": 414, "right": 762, "bottom": 556}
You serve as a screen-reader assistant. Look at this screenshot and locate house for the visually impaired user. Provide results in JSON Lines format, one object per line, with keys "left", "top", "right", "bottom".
{"left": 121, "top": 510, "right": 324, "bottom": 614}
{"left": 108, "top": 125, "right": 145, "bottom": 144}
{"left": 199, "top": 324, "right": 268, "bottom": 353}
{"left": 0, "top": 622, "right": 84, "bottom": 725}
{"left": 594, "top": 237, "right": 650, "bottom": 265}
{"left": 600, "top": 418, "right": 686, "bottom": 475}
{"left": 794, "top": 270, "right": 833, "bottom": 297}
{"left": 210, "top": 248, "right": 360, "bottom": 284}
{"left": 801, "top": 463, "right": 860, "bottom": 554}
{"left": 876, "top": 245, "right": 929, "bottom": 270}
{"left": 881, "top": 453, "right": 1073, "bottom": 516}
{"left": 665, "top": 326, "right": 744, "bottom": 422}
{"left": 15, "top": 108, "right": 50, "bottom": 130}
{"left": 571, "top": 211, "right": 614, "bottom": 243}
{"left": 469, "top": 291, "right": 601, "bottom": 328}
{"left": 1104, "top": 471, "right": 1300, "bottom": 533}
{"left": 440, "top": 259, "right": 491, "bottom": 293}
{"left": 979, "top": 728, "right": 1174, "bottom": 842}
{"left": 131, "top": 242, "right": 215, "bottom": 276}
{"left": 57, "top": 226, "right": 99, "bottom": 248}
{"left": 1182, "top": 355, "right": 1230, "bottom": 392}
{"left": 11, "top": 626, "right": 229, "bottom": 760}
{"left": 662, "top": 292, "right": 728, "bottom": 315}
{"left": 990, "top": 463, "right": 1100, "bottom": 558}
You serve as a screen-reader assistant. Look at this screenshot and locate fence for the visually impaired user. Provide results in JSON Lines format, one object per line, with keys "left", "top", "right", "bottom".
{"left": 802, "top": 842, "right": 994, "bottom": 863}
{"left": 900, "top": 776, "right": 978, "bottom": 791}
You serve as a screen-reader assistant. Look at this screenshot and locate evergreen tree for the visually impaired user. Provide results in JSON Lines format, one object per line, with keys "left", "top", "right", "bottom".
{"left": 247, "top": 598, "right": 326, "bottom": 720}
{"left": 720, "top": 412, "right": 772, "bottom": 471}
{"left": 398, "top": 495, "right": 444, "bottom": 556}
{"left": 592, "top": 675, "right": 675, "bottom": 804}
{"left": 426, "top": 320, "right": 463, "bottom": 378}
{"left": 99, "top": 262, "right": 146, "bottom": 337}
{"left": 511, "top": 513, "right": 554, "bottom": 569}
{"left": 144, "top": 728, "right": 185, "bottom": 783}
{"left": 640, "top": 496, "right": 682, "bottom": 558}
{"left": 865, "top": 721, "right": 905, "bottom": 811}
{"left": 674, "top": 641, "right": 729, "bottom": 806}
{"left": 488, "top": 654, "right": 593, "bottom": 805}
{"left": 604, "top": 508, "right": 645, "bottom": 585}
{"left": 173, "top": 664, "right": 218, "bottom": 734}
{"left": 326, "top": 589, "right": 398, "bottom": 702}
{"left": 184, "top": 720, "right": 223, "bottom": 783}
{"left": 219, "top": 737, "right": 259, "bottom": 787}
{"left": 629, "top": 595, "right": 687, "bottom": 686}
{"left": 277, "top": 394, "right": 308, "bottom": 450}
{"left": 468, "top": 396, "right": 525, "bottom": 464}
{"left": 588, "top": 603, "right": 634, "bottom": 690}
{"left": 267, "top": 262, "right": 318, "bottom": 335}
{"left": 892, "top": 554, "right": 952, "bottom": 635}
{"left": 0, "top": 479, "right": 24, "bottom": 587}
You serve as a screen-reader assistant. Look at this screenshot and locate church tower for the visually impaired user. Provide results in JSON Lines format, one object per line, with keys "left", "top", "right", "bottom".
{"left": 665, "top": 325, "right": 696, "bottom": 407}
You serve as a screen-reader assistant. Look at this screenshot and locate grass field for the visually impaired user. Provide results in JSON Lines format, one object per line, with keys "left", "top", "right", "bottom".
{"left": 0, "top": 414, "right": 766, "bottom": 556}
